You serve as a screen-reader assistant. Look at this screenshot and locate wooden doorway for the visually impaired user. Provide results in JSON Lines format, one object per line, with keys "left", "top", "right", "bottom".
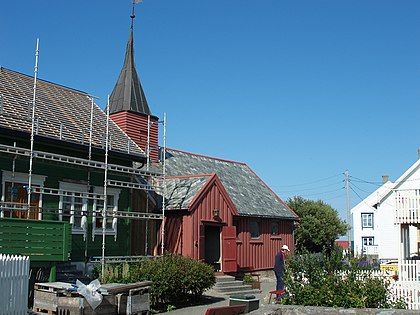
{"left": 204, "top": 225, "right": 221, "bottom": 271}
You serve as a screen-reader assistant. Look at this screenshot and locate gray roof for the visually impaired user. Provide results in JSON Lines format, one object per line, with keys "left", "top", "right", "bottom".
{"left": 0, "top": 67, "right": 145, "bottom": 157}
{"left": 109, "top": 31, "right": 151, "bottom": 116}
{"left": 165, "top": 175, "right": 210, "bottom": 210}
{"left": 164, "top": 149, "right": 297, "bottom": 219}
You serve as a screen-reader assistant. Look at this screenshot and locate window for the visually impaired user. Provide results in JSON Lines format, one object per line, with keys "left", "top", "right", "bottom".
{"left": 250, "top": 221, "right": 260, "bottom": 239}
{"left": 271, "top": 222, "right": 279, "bottom": 236}
{"left": 362, "top": 237, "right": 374, "bottom": 246}
{"left": 361, "top": 213, "right": 373, "bottom": 228}
{"left": 92, "top": 187, "right": 120, "bottom": 238}
{"left": 59, "top": 182, "right": 88, "bottom": 235}
{"left": 1, "top": 171, "right": 46, "bottom": 220}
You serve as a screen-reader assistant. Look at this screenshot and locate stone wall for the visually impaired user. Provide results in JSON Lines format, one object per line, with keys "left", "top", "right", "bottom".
{"left": 250, "top": 304, "right": 418, "bottom": 315}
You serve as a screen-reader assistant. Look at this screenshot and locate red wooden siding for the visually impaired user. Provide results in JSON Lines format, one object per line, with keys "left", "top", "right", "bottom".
{"left": 235, "top": 217, "right": 294, "bottom": 270}
{"left": 187, "top": 178, "right": 235, "bottom": 260}
{"left": 164, "top": 215, "right": 183, "bottom": 255}
{"left": 161, "top": 174, "right": 296, "bottom": 272}
{"left": 110, "top": 111, "right": 159, "bottom": 161}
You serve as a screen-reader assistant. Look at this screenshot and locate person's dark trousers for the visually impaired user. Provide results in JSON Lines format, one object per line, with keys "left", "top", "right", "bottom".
{"left": 275, "top": 271, "right": 284, "bottom": 300}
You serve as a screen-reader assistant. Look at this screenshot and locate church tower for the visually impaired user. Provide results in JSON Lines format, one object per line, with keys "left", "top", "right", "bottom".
{"left": 109, "top": 4, "right": 159, "bottom": 162}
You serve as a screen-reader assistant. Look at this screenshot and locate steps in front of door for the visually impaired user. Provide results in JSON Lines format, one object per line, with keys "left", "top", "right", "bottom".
{"left": 212, "top": 275, "right": 260, "bottom": 296}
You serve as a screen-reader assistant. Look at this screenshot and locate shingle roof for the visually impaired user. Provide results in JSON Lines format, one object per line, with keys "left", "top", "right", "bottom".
{"left": 165, "top": 175, "right": 211, "bottom": 210}
{"left": 0, "top": 67, "right": 145, "bottom": 157}
{"left": 109, "top": 31, "right": 151, "bottom": 115}
{"left": 164, "top": 149, "right": 298, "bottom": 219}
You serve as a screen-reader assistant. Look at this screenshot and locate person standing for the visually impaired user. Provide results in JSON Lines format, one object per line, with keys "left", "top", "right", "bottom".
{"left": 274, "top": 244, "right": 290, "bottom": 299}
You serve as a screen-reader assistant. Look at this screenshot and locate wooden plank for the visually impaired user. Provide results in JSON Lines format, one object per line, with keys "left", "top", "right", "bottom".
{"left": 0, "top": 234, "right": 66, "bottom": 242}
{"left": 100, "top": 281, "right": 152, "bottom": 294}
{"left": 0, "top": 218, "right": 71, "bottom": 261}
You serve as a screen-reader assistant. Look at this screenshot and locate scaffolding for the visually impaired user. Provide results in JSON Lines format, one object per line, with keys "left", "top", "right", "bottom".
{"left": 0, "top": 41, "right": 167, "bottom": 273}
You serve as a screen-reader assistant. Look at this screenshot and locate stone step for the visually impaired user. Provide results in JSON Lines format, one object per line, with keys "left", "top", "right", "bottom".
{"left": 215, "top": 275, "right": 236, "bottom": 283}
{"left": 214, "top": 280, "right": 244, "bottom": 287}
{"left": 215, "top": 284, "right": 253, "bottom": 293}
{"left": 227, "top": 289, "right": 261, "bottom": 296}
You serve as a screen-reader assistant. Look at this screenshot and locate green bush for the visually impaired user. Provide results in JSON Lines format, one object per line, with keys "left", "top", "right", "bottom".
{"left": 242, "top": 274, "right": 254, "bottom": 285}
{"left": 283, "top": 251, "right": 406, "bottom": 309}
{"left": 99, "top": 254, "right": 215, "bottom": 310}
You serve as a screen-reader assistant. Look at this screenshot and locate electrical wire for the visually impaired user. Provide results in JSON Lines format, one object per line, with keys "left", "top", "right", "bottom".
{"left": 275, "top": 180, "right": 344, "bottom": 193}
{"left": 273, "top": 173, "right": 342, "bottom": 188}
{"left": 349, "top": 181, "right": 395, "bottom": 209}
{"left": 298, "top": 187, "right": 345, "bottom": 197}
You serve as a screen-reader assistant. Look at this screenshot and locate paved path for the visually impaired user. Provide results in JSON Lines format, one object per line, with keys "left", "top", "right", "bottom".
{"left": 160, "top": 277, "right": 277, "bottom": 315}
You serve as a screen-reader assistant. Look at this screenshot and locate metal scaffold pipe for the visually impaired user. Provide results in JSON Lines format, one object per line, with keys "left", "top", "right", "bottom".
{"left": 101, "top": 96, "right": 110, "bottom": 276}
{"left": 161, "top": 112, "right": 167, "bottom": 255}
{"left": 28, "top": 38, "right": 40, "bottom": 218}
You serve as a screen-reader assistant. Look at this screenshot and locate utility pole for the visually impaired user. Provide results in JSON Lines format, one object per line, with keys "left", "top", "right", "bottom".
{"left": 344, "top": 170, "right": 351, "bottom": 248}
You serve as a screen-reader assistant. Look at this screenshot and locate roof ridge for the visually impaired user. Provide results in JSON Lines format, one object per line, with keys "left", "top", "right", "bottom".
{"left": 166, "top": 173, "right": 214, "bottom": 179}
{"left": 167, "top": 147, "right": 247, "bottom": 165}
{"left": 0, "top": 67, "right": 89, "bottom": 96}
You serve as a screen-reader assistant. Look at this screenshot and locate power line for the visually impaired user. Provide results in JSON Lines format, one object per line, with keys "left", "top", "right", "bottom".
{"left": 275, "top": 180, "right": 344, "bottom": 193}
{"left": 349, "top": 181, "right": 395, "bottom": 208}
{"left": 350, "top": 175, "right": 420, "bottom": 186}
{"left": 319, "top": 193, "right": 346, "bottom": 202}
{"left": 273, "top": 173, "right": 342, "bottom": 188}
{"left": 298, "top": 187, "right": 345, "bottom": 197}
{"left": 349, "top": 181, "right": 373, "bottom": 194}
{"left": 349, "top": 184, "right": 366, "bottom": 204}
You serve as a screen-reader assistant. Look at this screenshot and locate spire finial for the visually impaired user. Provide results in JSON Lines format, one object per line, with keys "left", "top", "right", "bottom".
{"left": 130, "top": 0, "right": 142, "bottom": 30}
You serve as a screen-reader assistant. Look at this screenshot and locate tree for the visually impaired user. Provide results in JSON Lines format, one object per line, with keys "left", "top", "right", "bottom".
{"left": 287, "top": 196, "right": 348, "bottom": 253}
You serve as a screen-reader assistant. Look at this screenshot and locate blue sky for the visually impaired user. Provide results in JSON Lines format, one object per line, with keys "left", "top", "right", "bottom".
{"left": 1, "top": 1, "right": 420, "bottom": 222}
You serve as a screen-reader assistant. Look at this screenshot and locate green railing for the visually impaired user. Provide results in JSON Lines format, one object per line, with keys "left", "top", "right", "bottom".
{"left": 0, "top": 218, "right": 71, "bottom": 262}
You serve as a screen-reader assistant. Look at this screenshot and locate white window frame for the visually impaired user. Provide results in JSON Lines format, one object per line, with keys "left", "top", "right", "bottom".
{"left": 361, "top": 213, "right": 373, "bottom": 229}
{"left": 92, "top": 187, "right": 120, "bottom": 238}
{"left": 1, "top": 171, "right": 46, "bottom": 219}
{"left": 58, "top": 182, "right": 88, "bottom": 236}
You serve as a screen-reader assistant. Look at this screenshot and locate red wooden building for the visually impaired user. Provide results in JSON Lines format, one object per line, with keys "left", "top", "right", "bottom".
{"left": 161, "top": 150, "right": 298, "bottom": 272}
{"left": 109, "top": 22, "right": 299, "bottom": 273}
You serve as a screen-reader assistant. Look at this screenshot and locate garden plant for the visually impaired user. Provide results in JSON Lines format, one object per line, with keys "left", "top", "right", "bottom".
{"left": 98, "top": 254, "right": 216, "bottom": 311}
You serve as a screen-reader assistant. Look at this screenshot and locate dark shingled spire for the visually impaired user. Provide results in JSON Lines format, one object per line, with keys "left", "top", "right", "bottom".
{"left": 109, "top": 30, "right": 151, "bottom": 115}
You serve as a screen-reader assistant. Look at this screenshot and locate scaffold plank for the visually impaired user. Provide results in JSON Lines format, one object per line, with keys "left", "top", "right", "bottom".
{"left": 0, "top": 144, "right": 163, "bottom": 179}
{"left": 107, "top": 179, "right": 161, "bottom": 192}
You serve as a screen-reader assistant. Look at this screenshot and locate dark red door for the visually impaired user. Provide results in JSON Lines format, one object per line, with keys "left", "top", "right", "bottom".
{"left": 222, "top": 226, "right": 237, "bottom": 273}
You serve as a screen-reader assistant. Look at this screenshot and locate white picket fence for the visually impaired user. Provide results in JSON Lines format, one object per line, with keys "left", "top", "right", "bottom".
{"left": 336, "top": 269, "right": 395, "bottom": 280}
{"left": 0, "top": 254, "right": 30, "bottom": 315}
{"left": 389, "top": 281, "right": 420, "bottom": 310}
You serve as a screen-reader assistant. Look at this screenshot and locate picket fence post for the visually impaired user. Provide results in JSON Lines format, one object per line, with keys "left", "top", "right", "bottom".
{"left": 0, "top": 254, "right": 30, "bottom": 315}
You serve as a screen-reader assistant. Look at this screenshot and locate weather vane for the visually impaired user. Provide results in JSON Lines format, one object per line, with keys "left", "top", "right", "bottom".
{"left": 131, "top": 0, "right": 143, "bottom": 30}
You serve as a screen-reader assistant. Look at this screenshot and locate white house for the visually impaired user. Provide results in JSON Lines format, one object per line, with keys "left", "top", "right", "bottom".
{"left": 351, "top": 178, "right": 395, "bottom": 260}
{"left": 351, "top": 156, "right": 420, "bottom": 262}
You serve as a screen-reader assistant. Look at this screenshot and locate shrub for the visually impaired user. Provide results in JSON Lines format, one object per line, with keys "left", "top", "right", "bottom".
{"left": 99, "top": 254, "right": 215, "bottom": 310}
{"left": 243, "top": 274, "right": 254, "bottom": 285}
{"left": 284, "top": 251, "right": 406, "bottom": 309}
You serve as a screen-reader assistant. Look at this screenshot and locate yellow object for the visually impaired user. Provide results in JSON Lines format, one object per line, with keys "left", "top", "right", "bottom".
{"left": 380, "top": 263, "right": 398, "bottom": 272}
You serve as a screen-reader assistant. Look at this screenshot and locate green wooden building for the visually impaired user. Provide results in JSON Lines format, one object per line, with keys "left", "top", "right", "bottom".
{"left": 0, "top": 64, "right": 162, "bottom": 278}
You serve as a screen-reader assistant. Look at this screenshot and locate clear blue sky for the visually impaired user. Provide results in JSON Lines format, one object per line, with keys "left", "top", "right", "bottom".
{"left": 1, "top": 1, "right": 420, "bottom": 222}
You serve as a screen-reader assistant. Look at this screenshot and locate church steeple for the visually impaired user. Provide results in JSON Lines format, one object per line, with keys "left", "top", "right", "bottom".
{"left": 109, "top": 1, "right": 159, "bottom": 162}
{"left": 109, "top": 3, "right": 151, "bottom": 115}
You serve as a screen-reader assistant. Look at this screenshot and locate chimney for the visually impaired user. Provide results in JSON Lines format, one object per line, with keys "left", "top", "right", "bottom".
{"left": 382, "top": 175, "right": 389, "bottom": 184}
